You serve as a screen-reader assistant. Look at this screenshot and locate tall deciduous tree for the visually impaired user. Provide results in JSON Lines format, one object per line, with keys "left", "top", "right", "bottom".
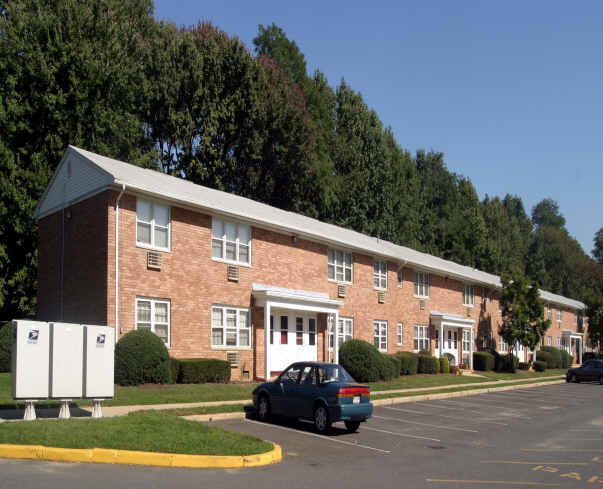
{"left": 585, "top": 295, "right": 603, "bottom": 351}
{"left": 593, "top": 227, "right": 603, "bottom": 265}
{"left": 531, "top": 198, "right": 566, "bottom": 229}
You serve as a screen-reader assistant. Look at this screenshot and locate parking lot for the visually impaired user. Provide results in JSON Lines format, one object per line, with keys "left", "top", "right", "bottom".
{"left": 2, "top": 382, "right": 603, "bottom": 489}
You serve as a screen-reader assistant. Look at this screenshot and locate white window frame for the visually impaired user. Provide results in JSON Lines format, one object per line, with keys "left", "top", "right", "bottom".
{"left": 498, "top": 335, "right": 507, "bottom": 352}
{"left": 373, "top": 259, "right": 387, "bottom": 290}
{"left": 547, "top": 336, "right": 552, "bottom": 346}
{"left": 397, "top": 268, "right": 404, "bottom": 288}
{"left": 397, "top": 322, "right": 403, "bottom": 346}
{"left": 557, "top": 337, "right": 562, "bottom": 348}
{"left": 546, "top": 303, "right": 552, "bottom": 320}
{"left": 136, "top": 198, "right": 171, "bottom": 251}
{"left": 462, "top": 284, "right": 474, "bottom": 307}
{"left": 374, "top": 320, "right": 388, "bottom": 352}
{"left": 327, "top": 316, "right": 353, "bottom": 350}
{"left": 462, "top": 329, "right": 471, "bottom": 352}
{"left": 211, "top": 217, "right": 252, "bottom": 266}
{"left": 557, "top": 307, "right": 562, "bottom": 323}
{"left": 211, "top": 305, "right": 252, "bottom": 349}
{"left": 327, "top": 248, "right": 353, "bottom": 284}
{"left": 136, "top": 297, "right": 171, "bottom": 347}
{"left": 414, "top": 271, "right": 429, "bottom": 298}
{"left": 414, "top": 324, "right": 430, "bottom": 352}
{"left": 574, "top": 312, "right": 578, "bottom": 325}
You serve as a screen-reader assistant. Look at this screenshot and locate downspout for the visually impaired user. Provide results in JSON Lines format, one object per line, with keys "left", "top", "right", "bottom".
{"left": 115, "top": 183, "right": 126, "bottom": 343}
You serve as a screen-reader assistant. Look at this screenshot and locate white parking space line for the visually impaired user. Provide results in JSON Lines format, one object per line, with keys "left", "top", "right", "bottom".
{"left": 373, "top": 415, "right": 479, "bottom": 433}
{"left": 244, "top": 419, "right": 391, "bottom": 454}
{"left": 441, "top": 398, "right": 532, "bottom": 417}
{"left": 362, "top": 426, "right": 441, "bottom": 442}
{"left": 411, "top": 401, "right": 484, "bottom": 416}
{"left": 382, "top": 406, "right": 509, "bottom": 426}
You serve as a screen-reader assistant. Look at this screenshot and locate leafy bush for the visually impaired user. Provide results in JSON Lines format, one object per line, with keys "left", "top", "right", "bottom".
{"left": 397, "top": 352, "right": 419, "bottom": 375}
{"left": 379, "top": 355, "right": 400, "bottom": 381}
{"left": 450, "top": 365, "right": 459, "bottom": 375}
{"left": 473, "top": 351, "right": 495, "bottom": 371}
{"left": 178, "top": 359, "right": 231, "bottom": 383}
{"left": 339, "top": 339, "right": 383, "bottom": 382}
{"left": 561, "top": 351, "right": 573, "bottom": 368}
{"left": 418, "top": 354, "right": 439, "bottom": 374}
{"left": 518, "top": 362, "right": 530, "bottom": 370}
{"left": 170, "top": 358, "right": 181, "bottom": 384}
{"left": 533, "top": 360, "right": 547, "bottom": 372}
{"left": 114, "top": 329, "right": 171, "bottom": 386}
{"left": 540, "top": 346, "right": 562, "bottom": 368}
{"left": 499, "top": 353, "right": 519, "bottom": 373}
{"left": 0, "top": 322, "right": 11, "bottom": 373}
{"left": 536, "top": 350, "right": 555, "bottom": 369}
{"left": 439, "top": 356, "right": 450, "bottom": 374}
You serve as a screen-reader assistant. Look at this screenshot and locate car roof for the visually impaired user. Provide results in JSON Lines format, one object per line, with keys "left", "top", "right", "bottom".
{"left": 289, "top": 362, "right": 335, "bottom": 368}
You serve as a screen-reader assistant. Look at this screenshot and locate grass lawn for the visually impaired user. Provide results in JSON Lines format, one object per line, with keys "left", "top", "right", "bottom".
{"left": 0, "top": 411, "right": 272, "bottom": 456}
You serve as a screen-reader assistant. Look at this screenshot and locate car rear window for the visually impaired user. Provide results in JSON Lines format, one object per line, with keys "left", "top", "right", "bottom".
{"left": 319, "top": 365, "right": 356, "bottom": 383}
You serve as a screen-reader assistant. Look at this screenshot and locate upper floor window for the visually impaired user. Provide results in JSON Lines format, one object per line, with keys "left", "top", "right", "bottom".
{"left": 414, "top": 271, "right": 429, "bottom": 298}
{"left": 327, "top": 249, "right": 353, "bottom": 284}
{"left": 373, "top": 320, "right": 388, "bottom": 352}
{"left": 546, "top": 304, "right": 552, "bottom": 320}
{"left": 397, "top": 268, "right": 404, "bottom": 288}
{"left": 211, "top": 305, "right": 251, "bottom": 348}
{"left": 212, "top": 218, "right": 251, "bottom": 265}
{"left": 136, "top": 297, "right": 170, "bottom": 346}
{"left": 373, "top": 260, "right": 387, "bottom": 290}
{"left": 574, "top": 311, "right": 578, "bottom": 325}
{"left": 557, "top": 308, "right": 562, "bottom": 322}
{"left": 136, "top": 199, "right": 170, "bottom": 250}
{"left": 462, "top": 285, "right": 474, "bottom": 307}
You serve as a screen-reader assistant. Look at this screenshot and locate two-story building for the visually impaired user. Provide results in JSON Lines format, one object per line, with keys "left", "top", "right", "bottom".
{"left": 34, "top": 146, "right": 588, "bottom": 380}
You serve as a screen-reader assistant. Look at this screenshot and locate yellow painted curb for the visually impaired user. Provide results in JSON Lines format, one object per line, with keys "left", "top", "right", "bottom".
{"left": 0, "top": 442, "right": 282, "bottom": 468}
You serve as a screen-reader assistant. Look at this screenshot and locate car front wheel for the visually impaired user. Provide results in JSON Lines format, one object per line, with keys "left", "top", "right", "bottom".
{"left": 257, "top": 395, "right": 271, "bottom": 421}
{"left": 344, "top": 421, "right": 360, "bottom": 432}
{"left": 571, "top": 373, "right": 579, "bottom": 383}
{"left": 314, "top": 405, "right": 331, "bottom": 433}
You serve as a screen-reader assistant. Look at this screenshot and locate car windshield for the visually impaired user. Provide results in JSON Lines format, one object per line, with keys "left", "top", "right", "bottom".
{"left": 318, "top": 365, "right": 356, "bottom": 383}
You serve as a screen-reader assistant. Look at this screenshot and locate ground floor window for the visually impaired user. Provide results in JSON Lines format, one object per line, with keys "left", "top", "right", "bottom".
{"left": 498, "top": 336, "right": 507, "bottom": 352}
{"left": 397, "top": 323, "right": 403, "bottom": 346}
{"left": 462, "top": 330, "right": 471, "bottom": 353}
{"left": 374, "top": 320, "right": 387, "bottom": 352}
{"left": 211, "top": 305, "right": 250, "bottom": 348}
{"left": 414, "top": 324, "right": 429, "bottom": 352}
{"left": 136, "top": 297, "right": 170, "bottom": 346}
{"left": 328, "top": 316, "right": 353, "bottom": 349}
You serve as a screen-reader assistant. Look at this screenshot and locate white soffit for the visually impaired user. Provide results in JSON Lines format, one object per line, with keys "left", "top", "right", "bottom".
{"left": 430, "top": 311, "right": 475, "bottom": 328}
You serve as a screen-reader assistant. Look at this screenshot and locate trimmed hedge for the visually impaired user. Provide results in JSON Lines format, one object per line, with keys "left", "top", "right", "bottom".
{"left": 418, "top": 354, "right": 439, "bottom": 374}
{"left": 518, "top": 362, "right": 530, "bottom": 370}
{"left": 170, "top": 358, "right": 181, "bottom": 384}
{"left": 499, "top": 353, "right": 519, "bottom": 373}
{"left": 397, "top": 352, "right": 419, "bottom": 375}
{"left": 533, "top": 360, "right": 547, "bottom": 372}
{"left": 114, "top": 329, "right": 171, "bottom": 386}
{"left": 380, "top": 355, "right": 400, "bottom": 381}
{"left": 439, "top": 356, "right": 450, "bottom": 374}
{"left": 473, "top": 351, "right": 495, "bottom": 371}
{"left": 339, "top": 339, "right": 383, "bottom": 382}
{"left": 0, "top": 323, "right": 11, "bottom": 373}
{"left": 541, "top": 346, "right": 562, "bottom": 368}
{"left": 177, "top": 359, "right": 231, "bottom": 383}
{"left": 561, "top": 351, "right": 573, "bottom": 368}
{"left": 536, "top": 350, "right": 556, "bottom": 369}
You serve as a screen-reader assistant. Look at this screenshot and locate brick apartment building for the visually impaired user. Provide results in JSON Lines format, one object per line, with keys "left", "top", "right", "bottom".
{"left": 35, "top": 146, "right": 588, "bottom": 380}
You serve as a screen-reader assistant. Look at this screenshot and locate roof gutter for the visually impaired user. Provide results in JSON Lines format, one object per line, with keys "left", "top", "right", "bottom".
{"left": 114, "top": 182, "right": 126, "bottom": 343}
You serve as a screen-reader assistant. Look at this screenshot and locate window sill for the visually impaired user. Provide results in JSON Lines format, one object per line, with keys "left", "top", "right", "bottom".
{"left": 414, "top": 295, "right": 429, "bottom": 300}
{"left": 374, "top": 287, "right": 387, "bottom": 292}
{"left": 211, "top": 345, "right": 252, "bottom": 351}
{"left": 328, "top": 279, "right": 353, "bottom": 286}
{"left": 463, "top": 303, "right": 475, "bottom": 308}
{"left": 212, "top": 257, "right": 252, "bottom": 268}
{"left": 136, "top": 243, "right": 171, "bottom": 253}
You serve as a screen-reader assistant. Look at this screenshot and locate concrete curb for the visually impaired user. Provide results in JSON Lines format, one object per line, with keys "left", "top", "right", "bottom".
{"left": 0, "top": 443, "right": 282, "bottom": 468}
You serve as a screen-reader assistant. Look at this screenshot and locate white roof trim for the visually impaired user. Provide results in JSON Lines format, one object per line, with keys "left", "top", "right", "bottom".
{"left": 561, "top": 330, "right": 583, "bottom": 336}
{"left": 252, "top": 283, "right": 343, "bottom": 309}
{"left": 430, "top": 311, "right": 475, "bottom": 328}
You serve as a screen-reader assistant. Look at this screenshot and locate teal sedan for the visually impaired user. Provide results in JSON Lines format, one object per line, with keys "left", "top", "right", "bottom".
{"left": 252, "top": 362, "right": 373, "bottom": 433}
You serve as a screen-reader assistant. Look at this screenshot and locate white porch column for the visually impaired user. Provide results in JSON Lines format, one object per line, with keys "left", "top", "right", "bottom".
{"left": 334, "top": 311, "right": 340, "bottom": 364}
{"left": 470, "top": 328, "right": 474, "bottom": 370}
{"left": 264, "top": 302, "right": 271, "bottom": 381}
{"left": 439, "top": 323, "right": 443, "bottom": 359}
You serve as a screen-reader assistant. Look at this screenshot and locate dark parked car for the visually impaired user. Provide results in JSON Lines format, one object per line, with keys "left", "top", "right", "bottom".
{"left": 252, "top": 362, "right": 373, "bottom": 433}
{"left": 566, "top": 360, "right": 603, "bottom": 384}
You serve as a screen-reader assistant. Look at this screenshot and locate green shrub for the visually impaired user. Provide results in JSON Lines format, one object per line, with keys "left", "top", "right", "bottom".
{"left": 339, "top": 339, "right": 383, "bottom": 382}
{"left": 170, "top": 358, "right": 181, "bottom": 384}
{"left": 541, "top": 346, "right": 562, "bottom": 368}
{"left": 533, "top": 360, "right": 547, "bottom": 372}
{"left": 114, "top": 329, "right": 171, "bottom": 386}
{"left": 473, "top": 351, "right": 495, "bottom": 371}
{"left": 385, "top": 354, "right": 401, "bottom": 379}
{"left": 499, "top": 353, "right": 519, "bottom": 372}
{"left": 418, "top": 355, "right": 439, "bottom": 374}
{"left": 439, "top": 356, "right": 450, "bottom": 374}
{"left": 396, "top": 352, "right": 419, "bottom": 375}
{"left": 536, "top": 350, "right": 555, "bottom": 369}
{"left": 378, "top": 355, "right": 399, "bottom": 381}
{"left": 178, "top": 359, "right": 231, "bottom": 383}
{"left": 0, "top": 322, "right": 11, "bottom": 373}
{"left": 561, "top": 351, "right": 573, "bottom": 368}
{"left": 518, "top": 362, "right": 530, "bottom": 370}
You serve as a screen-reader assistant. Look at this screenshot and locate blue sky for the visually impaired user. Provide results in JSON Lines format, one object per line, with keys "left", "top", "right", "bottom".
{"left": 153, "top": 0, "right": 602, "bottom": 256}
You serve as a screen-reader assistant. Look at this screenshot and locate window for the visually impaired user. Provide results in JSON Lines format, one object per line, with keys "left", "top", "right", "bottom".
{"left": 435, "top": 329, "right": 439, "bottom": 349}
{"left": 397, "top": 268, "right": 404, "bottom": 288}
{"left": 414, "top": 324, "right": 429, "bottom": 352}
{"left": 557, "top": 337, "right": 562, "bottom": 348}
{"left": 557, "top": 308, "right": 562, "bottom": 322}
{"left": 373, "top": 260, "right": 387, "bottom": 289}
{"left": 296, "top": 317, "right": 303, "bottom": 345}
{"left": 309, "top": 319, "right": 316, "bottom": 346}
{"left": 462, "top": 285, "right": 474, "bottom": 307}
{"left": 547, "top": 336, "right": 552, "bottom": 346}
{"left": 211, "top": 218, "right": 251, "bottom": 265}
{"left": 462, "top": 330, "right": 471, "bottom": 353}
{"left": 328, "top": 249, "right": 353, "bottom": 283}
{"left": 211, "top": 305, "right": 251, "bottom": 348}
{"left": 414, "top": 271, "right": 429, "bottom": 298}
{"left": 546, "top": 304, "right": 552, "bottom": 320}
{"left": 280, "top": 316, "right": 288, "bottom": 345}
{"left": 397, "top": 323, "right": 403, "bottom": 345}
{"left": 373, "top": 320, "right": 387, "bottom": 352}
{"left": 327, "top": 316, "right": 353, "bottom": 349}
{"left": 498, "top": 335, "right": 507, "bottom": 352}
{"left": 446, "top": 330, "right": 458, "bottom": 349}
{"left": 136, "top": 199, "right": 170, "bottom": 250}
{"left": 279, "top": 364, "right": 302, "bottom": 385}
{"left": 574, "top": 312, "right": 578, "bottom": 325}
{"left": 136, "top": 297, "right": 170, "bottom": 345}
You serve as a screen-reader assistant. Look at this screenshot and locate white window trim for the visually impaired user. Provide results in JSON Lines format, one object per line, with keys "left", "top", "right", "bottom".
{"left": 136, "top": 198, "right": 171, "bottom": 252}
{"left": 374, "top": 320, "right": 388, "bottom": 352}
{"left": 397, "top": 268, "right": 404, "bottom": 288}
{"left": 414, "top": 324, "right": 430, "bottom": 352}
{"left": 498, "top": 336, "right": 507, "bottom": 352}
{"left": 211, "top": 304, "right": 252, "bottom": 350}
{"left": 546, "top": 303, "right": 552, "bottom": 320}
{"left": 373, "top": 259, "right": 387, "bottom": 290}
{"left": 462, "top": 284, "right": 475, "bottom": 307}
{"left": 327, "top": 248, "right": 353, "bottom": 285}
{"left": 547, "top": 336, "right": 552, "bottom": 346}
{"left": 462, "top": 329, "right": 471, "bottom": 352}
{"left": 557, "top": 308, "right": 562, "bottom": 322}
{"left": 136, "top": 297, "right": 171, "bottom": 347}
{"left": 414, "top": 271, "right": 430, "bottom": 299}
{"left": 397, "top": 322, "right": 403, "bottom": 346}
{"left": 211, "top": 217, "right": 252, "bottom": 267}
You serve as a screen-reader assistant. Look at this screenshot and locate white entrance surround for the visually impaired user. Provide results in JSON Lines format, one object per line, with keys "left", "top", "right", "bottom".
{"left": 252, "top": 284, "right": 343, "bottom": 380}
{"left": 430, "top": 312, "right": 475, "bottom": 369}
{"left": 561, "top": 330, "right": 583, "bottom": 364}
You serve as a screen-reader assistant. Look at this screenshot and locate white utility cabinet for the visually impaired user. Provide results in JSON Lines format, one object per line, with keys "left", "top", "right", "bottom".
{"left": 12, "top": 320, "right": 50, "bottom": 399}
{"left": 83, "top": 325, "right": 115, "bottom": 398}
{"left": 49, "top": 322, "right": 83, "bottom": 399}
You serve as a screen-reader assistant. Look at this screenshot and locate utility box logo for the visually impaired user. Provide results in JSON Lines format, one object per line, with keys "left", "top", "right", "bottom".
{"left": 96, "top": 334, "right": 106, "bottom": 347}
{"left": 27, "top": 329, "right": 39, "bottom": 343}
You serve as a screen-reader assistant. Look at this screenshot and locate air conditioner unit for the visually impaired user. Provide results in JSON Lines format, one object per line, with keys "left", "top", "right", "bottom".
{"left": 227, "top": 264, "right": 239, "bottom": 282}
{"left": 467, "top": 307, "right": 473, "bottom": 317}
{"left": 226, "top": 351, "right": 239, "bottom": 367}
{"left": 378, "top": 291, "right": 385, "bottom": 304}
{"left": 337, "top": 285, "right": 346, "bottom": 298}
{"left": 147, "top": 252, "right": 162, "bottom": 270}
{"left": 419, "top": 300, "right": 425, "bottom": 310}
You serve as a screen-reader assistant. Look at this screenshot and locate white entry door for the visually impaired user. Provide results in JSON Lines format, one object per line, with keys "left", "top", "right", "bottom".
{"left": 441, "top": 327, "right": 459, "bottom": 366}
{"left": 270, "top": 312, "right": 317, "bottom": 373}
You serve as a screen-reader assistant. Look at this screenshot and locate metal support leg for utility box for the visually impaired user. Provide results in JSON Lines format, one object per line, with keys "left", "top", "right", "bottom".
{"left": 92, "top": 399, "right": 104, "bottom": 418}
{"left": 23, "top": 400, "right": 37, "bottom": 421}
{"left": 58, "top": 400, "right": 71, "bottom": 419}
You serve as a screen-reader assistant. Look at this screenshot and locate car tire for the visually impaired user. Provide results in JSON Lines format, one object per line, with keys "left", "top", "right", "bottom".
{"left": 257, "top": 394, "right": 271, "bottom": 422}
{"left": 314, "top": 405, "right": 331, "bottom": 434}
{"left": 344, "top": 421, "right": 361, "bottom": 433}
{"left": 571, "top": 373, "right": 579, "bottom": 383}
{"left": 600, "top": 376, "right": 603, "bottom": 386}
